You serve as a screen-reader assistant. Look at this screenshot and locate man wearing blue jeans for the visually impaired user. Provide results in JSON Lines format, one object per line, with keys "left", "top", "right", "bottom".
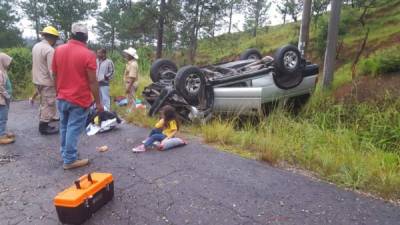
{"left": 52, "top": 23, "right": 104, "bottom": 169}
{"left": 57, "top": 100, "right": 90, "bottom": 166}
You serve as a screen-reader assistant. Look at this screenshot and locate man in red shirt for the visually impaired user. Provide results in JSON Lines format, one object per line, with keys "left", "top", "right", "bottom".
{"left": 52, "top": 23, "right": 104, "bottom": 170}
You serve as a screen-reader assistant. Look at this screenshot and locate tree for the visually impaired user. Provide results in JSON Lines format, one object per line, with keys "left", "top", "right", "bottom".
{"left": 156, "top": 0, "right": 166, "bottom": 58}
{"left": 96, "top": 0, "right": 121, "bottom": 51}
{"left": 227, "top": 0, "right": 243, "bottom": 33}
{"left": 244, "top": 0, "right": 272, "bottom": 37}
{"left": 0, "top": 0, "right": 22, "bottom": 47}
{"left": 180, "top": 0, "right": 204, "bottom": 63}
{"left": 350, "top": 0, "right": 378, "bottom": 79}
{"left": 155, "top": 0, "right": 183, "bottom": 58}
{"left": 44, "top": 0, "right": 99, "bottom": 38}
{"left": 286, "top": 0, "right": 303, "bottom": 22}
{"left": 276, "top": 0, "right": 289, "bottom": 24}
{"left": 180, "top": 0, "right": 225, "bottom": 62}
{"left": 163, "top": 0, "right": 182, "bottom": 54}
{"left": 312, "top": 0, "right": 329, "bottom": 26}
{"left": 20, "top": 0, "right": 47, "bottom": 41}
{"left": 192, "top": 0, "right": 229, "bottom": 39}
{"left": 117, "top": 0, "right": 158, "bottom": 46}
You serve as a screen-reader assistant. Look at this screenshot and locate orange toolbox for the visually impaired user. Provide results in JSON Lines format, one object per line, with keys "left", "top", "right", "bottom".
{"left": 54, "top": 173, "right": 114, "bottom": 225}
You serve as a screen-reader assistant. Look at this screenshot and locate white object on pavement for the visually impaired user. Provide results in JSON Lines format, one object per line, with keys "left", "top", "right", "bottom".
{"left": 86, "top": 118, "right": 118, "bottom": 136}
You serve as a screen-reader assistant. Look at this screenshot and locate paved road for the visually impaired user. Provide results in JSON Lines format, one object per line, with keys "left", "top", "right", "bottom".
{"left": 1, "top": 101, "right": 399, "bottom": 225}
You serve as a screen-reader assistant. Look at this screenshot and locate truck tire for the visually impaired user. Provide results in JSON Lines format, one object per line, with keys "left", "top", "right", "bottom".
{"left": 239, "top": 48, "right": 262, "bottom": 60}
{"left": 150, "top": 59, "right": 178, "bottom": 82}
{"left": 174, "top": 66, "right": 206, "bottom": 103}
{"left": 273, "top": 45, "right": 304, "bottom": 89}
{"left": 274, "top": 45, "right": 302, "bottom": 74}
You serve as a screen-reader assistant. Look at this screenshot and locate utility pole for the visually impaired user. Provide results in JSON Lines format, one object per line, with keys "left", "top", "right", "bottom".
{"left": 298, "top": 0, "right": 312, "bottom": 57}
{"left": 322, "top": 0, "right": 343, "bottom": 89}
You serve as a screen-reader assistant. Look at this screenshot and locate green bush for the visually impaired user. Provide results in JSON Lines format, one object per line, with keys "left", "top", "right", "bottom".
{"left": 3, "top": 48, "right": 33, "bottom": 99}
{"left": 359, "top": 46, "right": 400, "bottom": 76}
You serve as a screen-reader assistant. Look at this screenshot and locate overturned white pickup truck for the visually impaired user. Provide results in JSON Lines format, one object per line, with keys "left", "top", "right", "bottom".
{"left": 142, "top": 45, "right": 319, "bottom": 122}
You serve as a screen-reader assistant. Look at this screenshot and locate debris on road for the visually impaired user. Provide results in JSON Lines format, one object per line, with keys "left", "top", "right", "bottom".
{"left": 97, "top": 145, "right": 109, "bottom": 152}
{"left": 0, "top": 154, "right": 19, "bottom": 165}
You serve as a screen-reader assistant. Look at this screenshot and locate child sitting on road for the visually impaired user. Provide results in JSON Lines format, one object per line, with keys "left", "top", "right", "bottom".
{"left": 133, "top": 105, "right": 179, "bottom": 152}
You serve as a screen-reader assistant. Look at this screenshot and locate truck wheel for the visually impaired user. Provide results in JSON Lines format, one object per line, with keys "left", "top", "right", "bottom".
{"left": 274, "top": 45, "right": 302, "bottom": 73}
{"left": 150, "top": 59, "right": 178, "bottom": 82}
{"left": 273, "top": 45, "right": 303, "bottom": 89}
{"left": 239, "top": 48, "right": 262, "bottom": 60}
{"left": 175, "top": 66, "right": 206, "bottom": 103}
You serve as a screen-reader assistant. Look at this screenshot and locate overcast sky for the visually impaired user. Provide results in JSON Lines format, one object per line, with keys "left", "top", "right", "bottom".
{"left": 19, "top": 0, "right": 285, "bottom": 42}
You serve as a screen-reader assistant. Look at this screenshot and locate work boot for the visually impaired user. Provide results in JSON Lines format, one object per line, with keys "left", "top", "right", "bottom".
{"left": 63, "top": 158, "right": 89, "bottom": 170}
{"left": 0, "top": 135, "right": 15, "bottom": 145}
{"left": 39, "top": 122, "right": 59, "bottom": 135}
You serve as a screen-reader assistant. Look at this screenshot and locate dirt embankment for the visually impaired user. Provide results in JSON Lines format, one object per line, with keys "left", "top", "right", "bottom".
{"left": 334, "top": 73, "right": 400, "bottom": 103}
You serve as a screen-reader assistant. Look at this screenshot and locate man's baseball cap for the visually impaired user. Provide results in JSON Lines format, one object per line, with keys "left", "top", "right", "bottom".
{"left": 71, "top": 23, "right": 88, "bottom": 35}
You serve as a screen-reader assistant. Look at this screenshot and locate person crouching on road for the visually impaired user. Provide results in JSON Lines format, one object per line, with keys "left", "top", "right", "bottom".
{"left": 32, "top": 26, "right": 60, "bottom": 135}
{"left": 133, "top": 105, "right": 179, "bottom": 152}
{"left": 52, "top": 23, "right": 104, "bottom": 170}
{"left": 122, "top": 47, "right": 139, "bottom": 110}
{"left": 0, "top": 53, "right": 15, "bottom": 145}
{"left": 96, "top": 48, "right": 114, "bottom": 110}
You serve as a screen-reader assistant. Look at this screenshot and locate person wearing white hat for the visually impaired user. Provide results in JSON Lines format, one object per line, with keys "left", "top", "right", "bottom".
{"left": 122, "top": 47, "right": 140, "bottom": 109}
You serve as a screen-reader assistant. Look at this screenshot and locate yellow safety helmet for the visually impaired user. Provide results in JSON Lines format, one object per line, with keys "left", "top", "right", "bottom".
{"left": 40, "top": 26, "right": 60, "bottom": 37}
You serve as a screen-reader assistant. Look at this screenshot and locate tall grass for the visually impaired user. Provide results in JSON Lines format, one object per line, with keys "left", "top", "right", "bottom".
{"left": 196, "top": 100, "right": 400, "bottom": 199}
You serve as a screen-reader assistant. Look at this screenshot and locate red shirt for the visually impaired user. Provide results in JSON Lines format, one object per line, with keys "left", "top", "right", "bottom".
{"left": 52, "top": 40, "right": 96, "bottom": 108}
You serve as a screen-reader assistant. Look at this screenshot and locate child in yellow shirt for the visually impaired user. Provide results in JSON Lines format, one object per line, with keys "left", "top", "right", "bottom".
{"left": 134, "top": 105, "right": 179, "bottom": 152}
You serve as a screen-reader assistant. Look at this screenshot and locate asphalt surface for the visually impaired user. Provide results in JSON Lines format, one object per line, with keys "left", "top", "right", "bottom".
{"left": 1, "top": 101, "right": 399, "bottom": 225}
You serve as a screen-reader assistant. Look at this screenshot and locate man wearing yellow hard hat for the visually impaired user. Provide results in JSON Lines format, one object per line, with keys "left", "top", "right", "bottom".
{"left": 32, "top": 26, "right": 60, "bottom": 135}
